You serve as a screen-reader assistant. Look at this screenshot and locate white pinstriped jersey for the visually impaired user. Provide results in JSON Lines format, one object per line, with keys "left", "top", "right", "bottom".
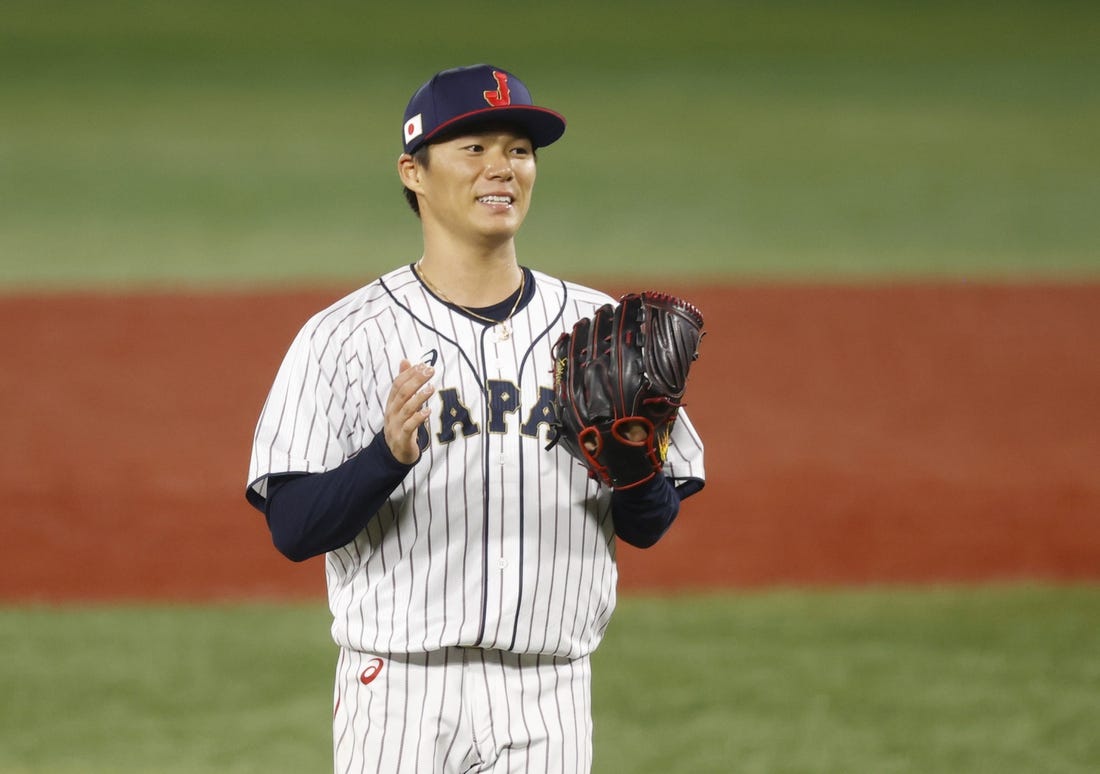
{"left": 247, "top": 264, "right": 705, "bottom": 659}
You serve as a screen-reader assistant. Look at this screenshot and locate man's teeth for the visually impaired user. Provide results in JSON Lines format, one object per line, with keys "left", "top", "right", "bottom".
{"left": 478, "top": 195, "right": 512, "bottom": 204}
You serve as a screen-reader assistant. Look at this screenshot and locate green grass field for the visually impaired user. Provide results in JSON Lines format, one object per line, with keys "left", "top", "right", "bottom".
{"left": 2, "top": 587, "right": 1099, "bottom": 773}
{"left": 2, "top": 0, "right": 1098, "bottom": 287}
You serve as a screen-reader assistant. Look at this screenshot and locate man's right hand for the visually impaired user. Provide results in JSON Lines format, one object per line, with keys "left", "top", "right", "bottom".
{"left": 384, "top": 359, "right": 435, "bottom": 464}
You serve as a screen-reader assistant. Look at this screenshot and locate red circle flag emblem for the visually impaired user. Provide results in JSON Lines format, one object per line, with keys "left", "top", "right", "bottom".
{"left": 405, "top": 114, "right": 423, "bottom": 143}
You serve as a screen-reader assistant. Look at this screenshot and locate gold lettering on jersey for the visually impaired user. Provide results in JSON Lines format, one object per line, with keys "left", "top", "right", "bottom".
{"left": 435, "top": 388, "right": 479, "bottom": 444}
{"left": 520, "top": 386, "right": 558, "bottom": 439}
{"left": 428, "top": 383, "right": 560, "bottom": 446}
{"left": 487, "top": 379, "right": 520, "bottom": 434}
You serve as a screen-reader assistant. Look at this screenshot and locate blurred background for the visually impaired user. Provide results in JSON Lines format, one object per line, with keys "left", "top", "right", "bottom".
{"left": 3, "top": 0, "right": 1098, "bottom": 288}
{"left": 2, "top": 1, "right": 1099, "bottom": 772}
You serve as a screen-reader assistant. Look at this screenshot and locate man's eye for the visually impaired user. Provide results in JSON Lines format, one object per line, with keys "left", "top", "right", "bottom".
{"left": 465, "top": 144, "right": 484, "bottom": 153}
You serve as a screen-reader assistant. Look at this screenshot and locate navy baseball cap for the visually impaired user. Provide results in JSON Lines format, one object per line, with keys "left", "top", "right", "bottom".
{"left": 401, "top": 64, "right": 566, "bottom": 154}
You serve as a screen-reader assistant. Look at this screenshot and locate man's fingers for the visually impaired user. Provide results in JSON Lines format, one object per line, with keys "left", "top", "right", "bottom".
{"left": 383, "top": 361, "right": 436, "bottom": 465}
{"left": 403, "top": 401, "right": 432, "bottom": 434}
{"left": 387, "top": 363, "right": 434, "bottom": 413}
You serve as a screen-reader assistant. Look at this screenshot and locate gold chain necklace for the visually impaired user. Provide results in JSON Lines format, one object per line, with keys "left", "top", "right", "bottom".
{"left": 414, "top": 259, "right": 526, "bottom": 340}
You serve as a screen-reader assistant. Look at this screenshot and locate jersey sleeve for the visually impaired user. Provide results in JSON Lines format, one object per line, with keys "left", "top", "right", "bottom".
{"left": 661, "top": 408, "right": 705, "bottom": 492}
{"left": 247, "top": 314, "right": 359, "bottom": 502}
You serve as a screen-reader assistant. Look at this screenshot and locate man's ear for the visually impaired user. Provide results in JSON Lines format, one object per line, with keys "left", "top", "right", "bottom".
{"left": 397, "top": 154, "right": 423, "bottom": 192}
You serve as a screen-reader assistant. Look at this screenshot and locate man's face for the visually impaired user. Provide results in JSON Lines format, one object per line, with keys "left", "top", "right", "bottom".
{"left": 409, "top": 128, "right": 537, "bottom": 244}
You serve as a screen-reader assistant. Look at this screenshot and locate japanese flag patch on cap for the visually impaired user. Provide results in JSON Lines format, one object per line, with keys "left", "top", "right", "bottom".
{"left": 404, "top": 113, "right": 424, "bottom": 144}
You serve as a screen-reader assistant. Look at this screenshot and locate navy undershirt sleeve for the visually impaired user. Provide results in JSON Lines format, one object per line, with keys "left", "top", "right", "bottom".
{"left": 251, "top": 434, "right": 414, "bottom": 562}
{"left": 610, "top": 474, "right": 705, "bottom": 549}
{"left": 250, "top": 429, "right": 702, "bottom": 558}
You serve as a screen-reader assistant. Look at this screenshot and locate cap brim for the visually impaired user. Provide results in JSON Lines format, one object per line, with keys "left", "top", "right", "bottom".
{"left": 420, "top": 106, "right": 566, "bottom": 150}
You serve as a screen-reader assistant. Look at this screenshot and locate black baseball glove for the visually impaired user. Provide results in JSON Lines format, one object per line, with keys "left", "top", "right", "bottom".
{"left": 547, "top": 292, "right": 704, "bottom": 488}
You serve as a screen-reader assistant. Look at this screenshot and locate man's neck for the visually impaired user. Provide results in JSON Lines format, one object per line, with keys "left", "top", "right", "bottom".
{"left": 417, "top": 242, "right": 523, "bottom": 309}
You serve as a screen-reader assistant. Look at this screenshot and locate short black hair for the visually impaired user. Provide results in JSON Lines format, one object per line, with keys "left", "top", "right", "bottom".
{"left": 401, "top": 123, "right": 537, "bottom": 218}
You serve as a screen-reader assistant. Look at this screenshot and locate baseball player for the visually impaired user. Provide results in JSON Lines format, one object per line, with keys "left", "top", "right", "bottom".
{"left": 246, "top": 64, "right": 705, "bottom": 773}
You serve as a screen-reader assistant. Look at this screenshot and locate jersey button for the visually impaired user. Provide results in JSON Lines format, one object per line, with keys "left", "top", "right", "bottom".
{"left": 497, "top": 557, "right": 508, "bottom": 570}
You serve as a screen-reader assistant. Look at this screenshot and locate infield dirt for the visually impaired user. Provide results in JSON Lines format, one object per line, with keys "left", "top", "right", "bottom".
{"left": 2, "top": 284, "right": 1097, "bottom": 601}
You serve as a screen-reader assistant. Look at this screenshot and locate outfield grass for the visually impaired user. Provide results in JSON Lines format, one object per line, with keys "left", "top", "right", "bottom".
{"left": 2, "top": 1, "right": 1098, "bottom": 287}
{"left": 2, "top": 586, "right": 1098, "bottom": 773}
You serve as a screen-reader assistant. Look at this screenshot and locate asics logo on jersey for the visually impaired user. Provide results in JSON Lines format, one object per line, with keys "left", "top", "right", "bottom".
{"left": 359, "top": 657, "right": 384, "bottom": 686}
{"left": 483, "top": 71, "right": 512, "bottom": 107}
